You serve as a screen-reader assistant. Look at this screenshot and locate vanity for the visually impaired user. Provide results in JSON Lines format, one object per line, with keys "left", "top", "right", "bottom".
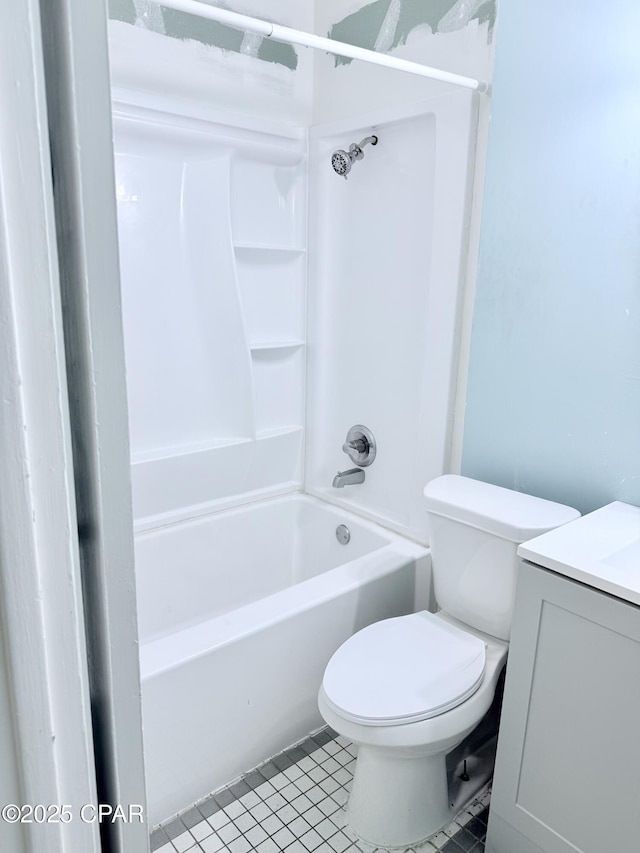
{"left": 486, "top": 501, "right": 640, "bottom": 853}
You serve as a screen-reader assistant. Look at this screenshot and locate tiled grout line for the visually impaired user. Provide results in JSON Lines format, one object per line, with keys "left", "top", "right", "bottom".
{"left": 151, "top": 728, "right": 490, "bottom": 853}
{"left": 150, "top": 728, "right": 346, "bottom": 852}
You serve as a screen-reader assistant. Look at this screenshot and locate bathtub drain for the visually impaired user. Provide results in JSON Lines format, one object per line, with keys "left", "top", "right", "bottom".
{"left": 336, "top": 524, "right": 351, "bottom": 545}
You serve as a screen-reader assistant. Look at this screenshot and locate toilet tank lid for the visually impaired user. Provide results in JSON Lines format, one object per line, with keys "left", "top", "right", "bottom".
{"left": 423, "top": 475, "right": 581, "bottom": 543}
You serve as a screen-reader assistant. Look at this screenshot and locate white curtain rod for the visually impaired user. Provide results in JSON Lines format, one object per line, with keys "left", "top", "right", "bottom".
{"left": 152, "top": 0, "right": 489, "bottom": 93}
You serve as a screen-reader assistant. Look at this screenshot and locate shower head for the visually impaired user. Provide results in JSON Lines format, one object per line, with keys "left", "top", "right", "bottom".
{"left": 331, "top": 149, "right": 352, "bottom": 177}
{"left": 331, "top": 135, "right": 378, "bottom": 179}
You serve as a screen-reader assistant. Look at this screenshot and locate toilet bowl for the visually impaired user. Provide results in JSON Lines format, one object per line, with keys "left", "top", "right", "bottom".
{"left": 318, "top": 475, "right": 580, "bottom": 849}
{"left": 319, "top": 612, "right": 507, "bottom": 848}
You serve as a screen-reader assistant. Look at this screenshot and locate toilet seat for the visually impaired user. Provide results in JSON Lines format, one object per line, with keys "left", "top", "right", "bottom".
{"left": 321, "top": 612, "right": 486, "bottom": 726}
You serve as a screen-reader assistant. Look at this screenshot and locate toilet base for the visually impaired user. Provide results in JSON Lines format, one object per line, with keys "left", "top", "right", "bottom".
{"left": 346, "top": 746, "right": 452, "bottom": 849}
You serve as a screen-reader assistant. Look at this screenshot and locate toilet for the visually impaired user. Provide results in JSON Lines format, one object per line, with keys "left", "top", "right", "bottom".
{"left": 318, "top": 475, "right": 580, "bottom": 849}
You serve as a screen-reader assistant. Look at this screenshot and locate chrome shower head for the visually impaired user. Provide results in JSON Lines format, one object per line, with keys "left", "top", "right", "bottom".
{"left": 331, "top": 135, "right": 378, "bottom": 179}
{"left": 331, "top": 149, "right": 352, "bottom": 177}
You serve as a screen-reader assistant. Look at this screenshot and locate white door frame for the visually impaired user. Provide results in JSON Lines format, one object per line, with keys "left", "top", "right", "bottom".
{"left": 0, "top": 0, "right": 100, "bottom": 851}
{"left": 37, "top": 1, "right": 150, "bottom": 850}
{"left": 0, "top": 1, "right": 149, "bottom": 851}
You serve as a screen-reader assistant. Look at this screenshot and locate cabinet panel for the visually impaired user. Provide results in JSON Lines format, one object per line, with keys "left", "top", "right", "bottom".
{"left": 488, "top": 562, "right": 640, "bottom": 853}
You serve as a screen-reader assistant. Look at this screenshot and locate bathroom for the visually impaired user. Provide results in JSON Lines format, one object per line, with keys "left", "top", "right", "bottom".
{"left": 0, "top": 2, "right": 639, "bottom": 853}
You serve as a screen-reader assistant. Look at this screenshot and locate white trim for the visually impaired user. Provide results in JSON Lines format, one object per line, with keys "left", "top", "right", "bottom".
{"left": 153, "top": 0, "right": 488, "bottom": 92}
{"left": 38, "top": 0, "right": 150, "bottom": 850}
{"left": 0, "top": 1, "right": 100, "bottom": 851}
{"left": 449, "top": 88, "right": 495, "bottom": 474}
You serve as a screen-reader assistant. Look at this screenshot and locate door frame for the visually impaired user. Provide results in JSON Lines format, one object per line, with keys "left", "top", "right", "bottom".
{"left": 0, "top": 1, "right": 149, "bottom": 851}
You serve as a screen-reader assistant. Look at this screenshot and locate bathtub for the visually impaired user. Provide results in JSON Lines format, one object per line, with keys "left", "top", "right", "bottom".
{"left": 136, "top": 493, "right": 430, "bottom": 825}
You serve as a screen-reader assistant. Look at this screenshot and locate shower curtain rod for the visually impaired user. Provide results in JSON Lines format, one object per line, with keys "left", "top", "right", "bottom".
{"left": 152, "top": 0, "right": 489, "bottom": 93}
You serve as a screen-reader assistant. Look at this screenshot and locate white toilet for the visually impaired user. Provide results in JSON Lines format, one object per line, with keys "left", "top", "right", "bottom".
{"left": 318, "top": 475, "right": 579, "bottom": 849}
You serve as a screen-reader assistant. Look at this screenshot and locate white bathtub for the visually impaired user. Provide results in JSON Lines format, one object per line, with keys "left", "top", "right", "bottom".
{"left": 136, "top": 493, "right": 430, "bottom": 825}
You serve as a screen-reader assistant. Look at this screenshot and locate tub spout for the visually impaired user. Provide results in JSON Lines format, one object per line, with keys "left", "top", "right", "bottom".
{"left": 332, "top": 467, "right": 365, "bottom": 488}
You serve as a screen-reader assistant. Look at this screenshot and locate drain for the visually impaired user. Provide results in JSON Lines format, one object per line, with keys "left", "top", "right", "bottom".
{"left": 336, "top": 524, "right": 351, "bottom": 545}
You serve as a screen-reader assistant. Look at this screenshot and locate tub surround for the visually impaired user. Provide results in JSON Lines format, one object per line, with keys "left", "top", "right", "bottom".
{"left": 113, "top": 95, "right": 307, "bottom": 527}
{"left": 305, "top": 92, "right": 477, "bottom": 543}
{"left": 114, "top": 87, "right": 478, "bottom": 538}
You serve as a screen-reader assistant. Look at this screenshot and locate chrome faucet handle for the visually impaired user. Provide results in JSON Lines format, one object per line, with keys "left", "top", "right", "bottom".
{"left": 342, "top": 438, "right": 367, "bottom": 455}
{"left": 342, "top": 425, "right": 376, "bottom": 467}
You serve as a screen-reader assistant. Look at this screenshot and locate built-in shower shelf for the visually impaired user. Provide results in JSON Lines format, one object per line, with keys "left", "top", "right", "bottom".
{"left": 256, "top": 425, "right": 303, "bottom": 440}
{"left": 250, "top": 341, "right": 304, "bottom": 353}
{"left": 233, "top": 242, "right": 306, "bottom": 257}
{"left": 131, "top": 435, "right": 253, "bottom": 466}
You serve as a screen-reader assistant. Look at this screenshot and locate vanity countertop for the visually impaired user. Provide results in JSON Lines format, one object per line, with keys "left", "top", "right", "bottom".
{"left": 517, "top": 500, "right": 640, "bottom": 606}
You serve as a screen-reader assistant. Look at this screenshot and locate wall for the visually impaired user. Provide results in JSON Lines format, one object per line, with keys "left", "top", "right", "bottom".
{"left": 107, "top": 1, "right": 496, "bottom": 127}
{"left": 313, "top": 0, "right": 496, "bottom": 124}
{"left": 107, "top": 0, "right": 314, "bottom": 124}
{"left": 462, "top": 0, "right": 640, "bottom": 514}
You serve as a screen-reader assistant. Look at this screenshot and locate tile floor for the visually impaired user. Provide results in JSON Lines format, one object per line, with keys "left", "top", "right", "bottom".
{"left": 150, "top": 729, "right": 490, "bottom": 853}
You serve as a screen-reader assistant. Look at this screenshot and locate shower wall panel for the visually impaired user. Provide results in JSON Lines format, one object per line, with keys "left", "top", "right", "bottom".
{"left": 305, "top": 92, "right": 477, "bottom": 542}
{"left": 113, "top": 98, "right": 308, "bottom": 528}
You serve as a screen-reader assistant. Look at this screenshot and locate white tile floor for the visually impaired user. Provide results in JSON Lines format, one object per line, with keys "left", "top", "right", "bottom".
{"left": 151, "top": 730, "right": 489, "bottom": 853}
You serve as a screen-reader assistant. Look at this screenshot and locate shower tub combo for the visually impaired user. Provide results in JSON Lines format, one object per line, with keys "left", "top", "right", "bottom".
{"left": 113, "top": 88, "right": 475, "bottom": 827}
{"left": 136, "top": 494, "right": 430, "bottom": 825}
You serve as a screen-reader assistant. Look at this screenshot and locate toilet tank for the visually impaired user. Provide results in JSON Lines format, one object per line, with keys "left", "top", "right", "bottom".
{"left": 423, "top": 476, "right": 580, "bottom": 640}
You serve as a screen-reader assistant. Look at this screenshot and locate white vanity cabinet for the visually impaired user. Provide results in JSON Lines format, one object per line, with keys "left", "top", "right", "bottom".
{"left": 486, "top": 502, "right": 640, "bottom": 853}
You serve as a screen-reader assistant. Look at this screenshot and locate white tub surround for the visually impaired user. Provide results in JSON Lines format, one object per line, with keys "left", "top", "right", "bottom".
{"left": 113, "top": 96, "right": 308, "bottom": 528}
{"left": 306, "top": 92, "right": 478, "bottom": 543}
{"left": 137, "top": 494, "right": 430, "bottom": 825}
{"left": 113, "top": 88, "right": 479, "bottom": 540}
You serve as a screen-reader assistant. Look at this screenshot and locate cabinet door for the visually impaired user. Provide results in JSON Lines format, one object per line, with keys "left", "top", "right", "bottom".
{"left": 487, "top": 561, "right": 640, "bottom": 853}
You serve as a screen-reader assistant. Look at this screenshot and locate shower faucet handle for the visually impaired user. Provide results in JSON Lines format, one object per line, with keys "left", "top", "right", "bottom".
{"left": 343, "top": 438, "right": 368, "bottom": 454}
{"left": 342, "top": 425, "right": 376, "bottom": 468}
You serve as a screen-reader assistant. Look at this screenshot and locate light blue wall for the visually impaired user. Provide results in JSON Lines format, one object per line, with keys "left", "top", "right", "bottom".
{"left": 462, "top": 0, "right": 640, "bottom": 514}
